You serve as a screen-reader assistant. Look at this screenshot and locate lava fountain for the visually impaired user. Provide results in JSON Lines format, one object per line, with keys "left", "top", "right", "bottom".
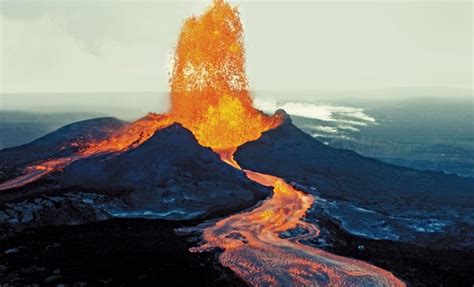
{"left": 170, "top": 0, "right": 281, "bottom": 154}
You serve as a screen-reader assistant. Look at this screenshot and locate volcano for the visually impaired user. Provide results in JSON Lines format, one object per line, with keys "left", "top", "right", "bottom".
{"left": 1, "top": 0, "right": 473, "bottom": 286}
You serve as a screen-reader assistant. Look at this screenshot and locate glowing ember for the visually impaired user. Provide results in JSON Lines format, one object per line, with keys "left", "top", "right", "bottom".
{"left": 170, "top": 0, "right": 281, "bottom": 152}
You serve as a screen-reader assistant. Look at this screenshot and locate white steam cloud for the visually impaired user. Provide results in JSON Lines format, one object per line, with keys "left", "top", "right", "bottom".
{"left": 254, "top": 98, "right": 377, "bottom": 139}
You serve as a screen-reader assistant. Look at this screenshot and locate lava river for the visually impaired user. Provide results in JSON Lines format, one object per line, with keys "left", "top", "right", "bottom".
{"left": 183, "top": 152, "right": 406, "bottom": 287}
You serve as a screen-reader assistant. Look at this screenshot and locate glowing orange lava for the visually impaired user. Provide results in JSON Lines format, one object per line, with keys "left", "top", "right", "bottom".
{"left": 195, "top": 153, "right": 405, "bottom": 287}
{"left": 80, "top": 113, "right": 172, "bottom": 156}
{"left": 0, "top": 157, "right": 74, "bottom": 191}
{"left": 0, "top": 114, "right": 172, "bottom": 191}
{"left": 170, "top": 0, "right": 281, "bottom": 152}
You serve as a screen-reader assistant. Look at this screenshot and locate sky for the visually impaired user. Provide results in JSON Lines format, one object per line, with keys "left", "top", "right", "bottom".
{"left": 0, "top": 0, "right": 472, "bottom": 96}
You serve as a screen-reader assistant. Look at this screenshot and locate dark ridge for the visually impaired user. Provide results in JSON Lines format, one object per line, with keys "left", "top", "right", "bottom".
{"left": 60, "top": 123, "right": 271, "bottom": 219}
{"left": 235, "top": 111, "right": 474, "bottom": 208}
{"left": 0, "top": 117, "right": 127, "bottom": 181}
{"left": 317, "top": 218, "right": 474, "bottom": 287}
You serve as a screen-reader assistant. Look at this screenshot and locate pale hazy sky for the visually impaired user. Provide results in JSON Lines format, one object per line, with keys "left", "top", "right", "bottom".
{"left": 0, "top": 0, "right": 472, "bottom": 94}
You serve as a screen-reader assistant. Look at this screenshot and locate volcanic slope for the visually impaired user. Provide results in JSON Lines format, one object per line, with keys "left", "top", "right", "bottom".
{"left": 60, "top": 123, "right": 271, "bottom": 219}
{"left": 235, "top": 112, "right": 474, "bottom": 208}
{"left": 0, "top": 117, "right": 126, "bottom": 180}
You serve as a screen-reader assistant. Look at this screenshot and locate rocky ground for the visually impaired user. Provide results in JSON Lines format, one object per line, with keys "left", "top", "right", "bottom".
{"left": 310, "top": 218, "right": 474, "bottom": 287}
{"left": 0, "top": 190, "right": 118, "bottom": 239}
{"left": 1, "top": 216, "right": 473, "bottom": 286}
{"left": 0, "top": 218, "right": 245, "bottom": 286}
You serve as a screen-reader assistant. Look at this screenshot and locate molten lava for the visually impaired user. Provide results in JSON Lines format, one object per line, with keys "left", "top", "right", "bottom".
{"left": 212, "top": 156, "right": 405, "bottom": 286}
{"left": 80, "top": 113, "right": 172, "bottom": 156}
{"left": 0, "top": 114, "right": 172, "bottom": 191}
{"left": 170, "top": 0, "right": 281, "bottom": 152}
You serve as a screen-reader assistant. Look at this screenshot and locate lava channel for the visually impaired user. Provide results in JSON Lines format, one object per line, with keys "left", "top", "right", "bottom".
{"left": 190, "top": 153, "right": 406, "bottom": 287}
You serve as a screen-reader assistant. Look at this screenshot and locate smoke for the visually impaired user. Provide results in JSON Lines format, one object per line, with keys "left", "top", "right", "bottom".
{"left": 254, "top": 98, "right": 375, "bottom": 123}
{"left": 253, "top": 98, "right": 377, "bottom": 139}
{"left": 305, "top": 125, "right": 338, "bottom": 134}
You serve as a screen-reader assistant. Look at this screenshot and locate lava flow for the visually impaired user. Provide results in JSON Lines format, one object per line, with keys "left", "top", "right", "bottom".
{"left": 194, "top": 154, "right": 405, "bottom": 286}
{"left": 79, "top": 113, "right": 172, "bottom": 157}
{"left": 0, "top": 113, "right": 172, "bottom": 191}
{"left": 0, "top": 1, "right": 406, "bottom": 286}
{"left": 0, "top": 157, "right": 74, "bottom": 191}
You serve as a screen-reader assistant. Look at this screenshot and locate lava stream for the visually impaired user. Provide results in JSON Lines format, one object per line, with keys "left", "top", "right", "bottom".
{"left": 0, "top": 114, "right": 172, "bottom": 191}
{"left": 193, "top": 153, "right": 406, "bottom": 287}
{"left": 0, "top": 157, "right": 74, "bottom": 191}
